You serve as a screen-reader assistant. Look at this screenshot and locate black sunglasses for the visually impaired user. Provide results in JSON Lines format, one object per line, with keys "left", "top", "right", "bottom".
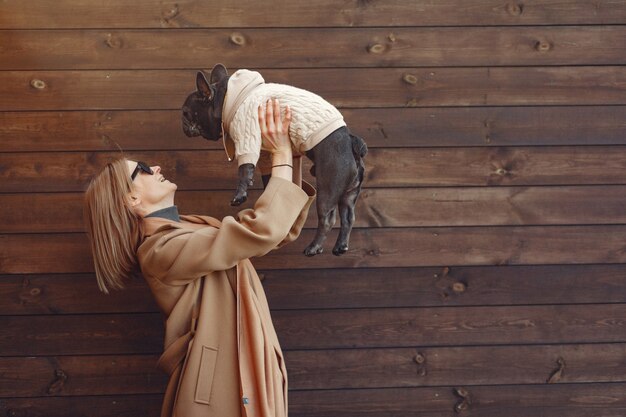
{"left": 130, "top": 161, "right": 153, "bottom": 181}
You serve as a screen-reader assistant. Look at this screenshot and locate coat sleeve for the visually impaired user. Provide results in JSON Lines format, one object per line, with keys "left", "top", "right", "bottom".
{"left": 138, "top": 177, "right": 315, "bottom": 286}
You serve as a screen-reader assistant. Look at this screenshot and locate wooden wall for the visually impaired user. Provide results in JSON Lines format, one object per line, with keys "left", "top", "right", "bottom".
{"left": 1, "top": 0, "right": 626, "bottom": 415}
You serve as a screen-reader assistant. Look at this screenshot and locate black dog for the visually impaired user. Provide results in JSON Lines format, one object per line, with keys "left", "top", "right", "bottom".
{"left": 182, "top": 64, "right": 367, "bottom": 256}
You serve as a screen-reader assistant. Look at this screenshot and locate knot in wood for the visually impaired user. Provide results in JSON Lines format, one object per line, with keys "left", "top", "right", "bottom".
{"left": 414, "top": 352, "right": 427, "bottom": 376}
{"left": 547, "top": 356, "right": 566, "bottom": 383}
{"left": 367, "top": 43, "right": 386, "bottom": 54}
{"left": 495, "top": 168, "right": 508, "bottom": 176}
{"left": 105, "top": 33, "right": 123, "bottom": 49}
{"left": 387, "top": 33, "right": 396, "bottom": 43}
{"left": 29, "top": 287, "right": 42, "bottom": 297}
{"left": 47, "top": 369, "right": 68, "bottom": 394}
{"left": 230, "top": 32, "right": 247, "bottom": 46}
{"left": 162, "top": 3, "right": 180, "bottom": 20}
{"left": 30, "top": 79, "right": 46, "bottom": 90}
{"left": 452, "top": 282, "right": 466, "bottom": 293}
{"left": 506, "top": 2, "right": 524, "bottom": 16}
{"left": 453, "top": 387, "right": 472, "bottom": 413}
{"left": 534, "top": 40, "right": 552, "bottom": 52}
{"left": 367, "top": 248, "right": 380, "bottom": 256}
{"left": 100, "top": 134, "right": 113, "bottom": 147}
{"left": 405, "top": 98, "right": 419, "bottom": 107}
{"left": 402, "top": 73, "right": 418, "bottom": 85}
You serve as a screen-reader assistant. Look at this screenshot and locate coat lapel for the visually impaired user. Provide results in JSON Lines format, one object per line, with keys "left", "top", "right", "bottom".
{"left": 142, "top": 214, "right": 222, "bottom": 237}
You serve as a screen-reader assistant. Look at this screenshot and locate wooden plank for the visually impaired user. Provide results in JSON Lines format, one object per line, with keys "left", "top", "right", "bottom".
{"left": 1, "top": 67, "right": 626, "bottom": 111}
{"left": 3, "top": 27, "right": 626, "bottom": 70}
{"left": 4, "top": 226, "right": 626, "bottom": 274}
{"left": 0, "top": 355, "right": 165, "bottom": 397}
{"left": 289, "top": 384, "right": 626, "bottom": 417}
{"left": 261, "top": 264, "right": 626, "bottom": 310}
{"left": 5, "top": 146, "right": 626, "bottom": 193}
{"left": 2, "top": 264, "right": 626, "bottom": 315}
{"left": 4, "top": 106, "right": 626, "bottom": 152}
{"left": 4, "top": 185, "right": 626, "bottom": 233}
{"left": 2, "top": 304, "right": 625, "bottom": 355}
{"left": 0, "top": 274, "right": 157, "bottom": 314}
{"left": 287, "top": 344, "right": 626, "bottom": 389}
{"left": 276, "top": 304, "right": 626, "bottom": 350}
{"left": 2, "top": 384, "right": 621, "bottom": 417}
{"left": 1, "top": 0, "right": 625, "bottom": 28}
{"left": 0, "top": 395, "right": 163, "bottom": 417}
{"left": 0, "top": 313, "right": 163, "bottom": 356}
{"left": 0, "top": 110, "right": 213, "bottom": 152}
{"left": 2, "top": 344, "right": 623, "bottom": 397}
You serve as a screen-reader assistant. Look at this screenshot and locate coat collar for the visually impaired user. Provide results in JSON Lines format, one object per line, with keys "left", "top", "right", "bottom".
{"left": 142, "top": 214, "right": 222, "bottom": 237}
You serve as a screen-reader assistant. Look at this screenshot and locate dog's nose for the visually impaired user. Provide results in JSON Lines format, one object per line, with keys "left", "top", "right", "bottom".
{"left": 182, "top": 120, "right": 200, "bottom": 137}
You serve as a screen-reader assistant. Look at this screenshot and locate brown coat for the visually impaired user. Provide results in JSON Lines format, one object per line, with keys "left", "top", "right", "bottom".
{"left": 137, "top": 177, "right": 315, "bottom": 417}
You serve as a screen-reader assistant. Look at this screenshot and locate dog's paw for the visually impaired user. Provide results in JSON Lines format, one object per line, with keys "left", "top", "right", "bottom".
{"left": 303, "top": 243, "right": 324, "bottom": 257}
{"left": 230, "top": 194, "right": 247, "bottom": 206}
{"left": 332, "top": 243, "right": 348, "bottom": 256}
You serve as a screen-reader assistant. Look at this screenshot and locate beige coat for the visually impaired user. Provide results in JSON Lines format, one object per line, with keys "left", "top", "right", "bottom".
{"left": 137, "top": 177, "right": 315, "bottom": 417}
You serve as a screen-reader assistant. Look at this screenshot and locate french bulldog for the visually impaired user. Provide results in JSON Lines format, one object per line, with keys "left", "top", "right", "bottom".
{"left": 182, "top": 64, "right": 367, "bottom": 256}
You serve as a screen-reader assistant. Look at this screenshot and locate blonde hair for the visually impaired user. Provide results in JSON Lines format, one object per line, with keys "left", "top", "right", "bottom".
{"left": 84, "top": 158, "right": 143, "bottom": 293}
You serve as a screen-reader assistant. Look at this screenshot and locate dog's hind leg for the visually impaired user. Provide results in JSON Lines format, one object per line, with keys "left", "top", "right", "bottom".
{"left": 302, "top": 132, "right": 345, "bottom": 256}
{"left": 304, "top": 196, "right": 338, "bottom": 257}
{"left": 303, "top": 127, "right": 357, "bottom": 256}
{"left": 333, "top": 180, "right": 362, "bottom": 255}
{"left": 333, "top": 134, "right": 366, "bottom": 255}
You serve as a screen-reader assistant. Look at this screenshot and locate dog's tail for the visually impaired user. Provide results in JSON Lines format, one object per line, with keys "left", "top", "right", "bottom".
{"left": 350, "top": 134, "right": 367, "bottom": 182}
{"left": 350, "top": 134, "right": 368, "bottom": 160}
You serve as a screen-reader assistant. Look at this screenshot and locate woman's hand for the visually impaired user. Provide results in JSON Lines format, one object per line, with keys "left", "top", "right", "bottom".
{"left": 258, "top": 98, "right": 293, "bottom": 166}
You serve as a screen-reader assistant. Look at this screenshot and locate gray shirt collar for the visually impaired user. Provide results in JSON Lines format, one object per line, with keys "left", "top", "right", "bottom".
{"left": 145, "top": 206, "right": 181, "bottom": 222}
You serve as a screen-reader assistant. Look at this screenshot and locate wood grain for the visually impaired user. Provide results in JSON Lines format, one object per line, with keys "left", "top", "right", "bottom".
{"left": 4, "top": 106, "right": 626, "bottom": 152}
{"left": 2, "top": 304, "right": 624, "bottom": 355}
{"left": 2, "top": 344, "right": 623, "bottom": 397}
{"left": 4, "top": 226, "right": 626, "bottom": 274}
{"left": 2, "top": 264, "right": 625, "bottom": 315}
{"left": 1, "top": 355, "right": 165, "bottom": 397}
{"left": 3, "top": 185, "right": 626, "bottom": 233}
{"left": 286, "top": 343, "right": 626, "bottom": 389}
{"left": 0, "top": 395, "right": 163, "bottom": 417}
{"left": 0, "top": 313, "right": 163, "bottom": 356}
{"left": 4, "top": 147, "right": 626, "bottom": 193}
{"left": 2, "top": 67, "right": 625, "bottom": 111}
{"left": 289, "top": 383, "right": 626, "bottom": 417}
{"left": 2, "top": 384, "right": 623, "bottom": 417}
{"left": 274, "top": 304, "right": 626, "bottom": 350}
{"left": 3, "top": 27, "right": 626, "bottom": 70}
{"left": 0, "top": 274, "right": 157, "bottom": 314}
{"left": 1, "top": 0, "right": 624, "bottom": 29}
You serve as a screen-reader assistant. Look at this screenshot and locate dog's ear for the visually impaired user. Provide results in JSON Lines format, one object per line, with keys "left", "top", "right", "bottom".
{"left": 196, "top": 71, "right": 213, "bottom": 100}
{"left": 210, "top": 63, "right": 229, "bottom": 84}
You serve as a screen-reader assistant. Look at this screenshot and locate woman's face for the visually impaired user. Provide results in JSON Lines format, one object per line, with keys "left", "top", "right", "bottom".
{"left": 126, "top": 160, "right": 177, "bottom": 212}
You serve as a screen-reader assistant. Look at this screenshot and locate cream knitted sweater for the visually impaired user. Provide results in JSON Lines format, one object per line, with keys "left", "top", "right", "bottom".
{"left": 221, "top": 69, "right": 346, "bottom": 167}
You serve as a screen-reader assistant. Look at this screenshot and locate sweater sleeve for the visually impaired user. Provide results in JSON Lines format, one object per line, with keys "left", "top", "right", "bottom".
{"left": 231, "top": 99, "right": 263, "bottom": 167}
{"left": 138, "top": 177, "right": 315, "bottom": 286}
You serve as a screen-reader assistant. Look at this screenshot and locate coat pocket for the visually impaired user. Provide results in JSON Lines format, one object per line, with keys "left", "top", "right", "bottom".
{"left": 194, "top": 345, "right": 219, "bottom": 405}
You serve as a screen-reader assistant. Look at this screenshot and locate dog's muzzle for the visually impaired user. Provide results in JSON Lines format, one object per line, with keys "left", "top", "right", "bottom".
{"left": 182, "top": 118, "right": 201, "bottom": 137}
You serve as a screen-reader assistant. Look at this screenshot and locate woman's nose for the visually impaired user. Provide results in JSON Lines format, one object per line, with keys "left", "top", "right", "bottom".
{"left": 152, "top": 166, "right": 161, "bottom": 174}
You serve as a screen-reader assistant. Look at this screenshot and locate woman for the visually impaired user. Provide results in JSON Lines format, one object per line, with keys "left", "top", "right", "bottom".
{"left": 84, "top": 99, "right": 315, "bottom": 417}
